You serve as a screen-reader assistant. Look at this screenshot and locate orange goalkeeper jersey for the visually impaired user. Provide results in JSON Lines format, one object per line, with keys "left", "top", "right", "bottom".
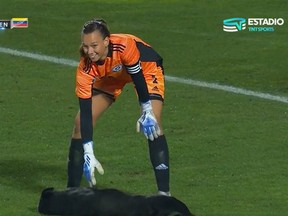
{"left": 75, "top": 33, "right": 163, "bottom": 99}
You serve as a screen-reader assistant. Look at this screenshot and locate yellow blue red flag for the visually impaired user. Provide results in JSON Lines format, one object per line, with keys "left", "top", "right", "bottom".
{"left": 11, "top": 18, "right": 28, "bottom": 28}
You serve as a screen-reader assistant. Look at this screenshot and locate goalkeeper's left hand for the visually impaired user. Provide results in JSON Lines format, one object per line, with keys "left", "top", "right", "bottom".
{"left": 83, "top": 141, "right": 104, "bottom": 187}
{"left": 136, "top": 100, "right": 161, "bottom": 141}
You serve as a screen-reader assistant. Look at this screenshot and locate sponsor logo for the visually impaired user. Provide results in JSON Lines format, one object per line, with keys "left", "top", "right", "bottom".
{"left": 152, "top": 86, "right": 159, "bottom": 92}
{"left": 155, "top": 163, "right": 168, "bottom": 170}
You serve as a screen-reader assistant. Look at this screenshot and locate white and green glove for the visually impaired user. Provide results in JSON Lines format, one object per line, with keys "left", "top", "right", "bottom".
{"left": 83, "top": 141, "right": 104, "bottom": 187}
{"left": 136, "top": 100, "right": 161, "bottom": 141}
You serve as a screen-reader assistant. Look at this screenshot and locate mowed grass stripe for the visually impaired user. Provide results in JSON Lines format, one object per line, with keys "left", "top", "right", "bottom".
{"left": 1, "top": 46, "right": 288, "bottom": 104}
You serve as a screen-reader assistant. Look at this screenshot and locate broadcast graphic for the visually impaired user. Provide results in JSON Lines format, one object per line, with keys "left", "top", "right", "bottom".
{"left": 223, "top": 18, "right": 246, "bottom": 32}
{"left": 0, "top": 18, "right": 28, "bottom": 29}
{"left": 223, "top": 17, "right": 284, "bottom": 32}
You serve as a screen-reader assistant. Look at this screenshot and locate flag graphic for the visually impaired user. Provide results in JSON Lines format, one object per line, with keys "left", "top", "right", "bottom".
{"left": 11, "top": 18, "right": 28, "bottom": 29}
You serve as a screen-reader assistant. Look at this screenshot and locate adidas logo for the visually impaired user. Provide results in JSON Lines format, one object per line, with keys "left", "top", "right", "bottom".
{"left": 152, "top": 86, "right": 159, "bottom": 91}
{"left": 155, "top": 163, "right": 168, "bottom": 170}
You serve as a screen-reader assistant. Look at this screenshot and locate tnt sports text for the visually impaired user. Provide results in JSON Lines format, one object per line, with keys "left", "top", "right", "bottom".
{"left": 248, "top": 18, "right": 284, "bottom": 32}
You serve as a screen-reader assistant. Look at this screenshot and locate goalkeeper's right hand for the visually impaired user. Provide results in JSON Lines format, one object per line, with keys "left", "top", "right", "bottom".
{"left": 83, "top": 141, "right": 104, "bottom": 187}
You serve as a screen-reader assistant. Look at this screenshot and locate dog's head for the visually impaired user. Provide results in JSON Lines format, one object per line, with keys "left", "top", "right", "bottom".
{"left": 38, "top": 187, "right": 96, "bottom": 215}
{"left": 38, "top": 187, "right": 57, "bottom": 214}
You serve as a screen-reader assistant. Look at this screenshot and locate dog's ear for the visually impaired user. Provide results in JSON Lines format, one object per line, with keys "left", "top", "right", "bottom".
{"left": 41, "top": 187, "right": 55, "bottom": 198}
{"left": 38, "top": 188, "right": 56, "bottom": 214}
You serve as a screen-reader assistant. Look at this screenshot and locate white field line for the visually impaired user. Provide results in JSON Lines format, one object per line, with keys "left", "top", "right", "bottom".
{"left": 1, "top": 46, "right": 288, "bottom": 104}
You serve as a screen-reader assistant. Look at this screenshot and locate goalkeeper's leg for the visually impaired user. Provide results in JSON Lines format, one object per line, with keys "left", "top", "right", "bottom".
{"left": 148, "top": 99, "right": 170, "bottom": 195}
{"left": 148, "top": 135, "right": 170, "bottom": 195}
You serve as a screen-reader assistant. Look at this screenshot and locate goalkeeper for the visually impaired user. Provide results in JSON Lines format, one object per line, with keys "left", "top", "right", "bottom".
{"left": 67, "top": 18, "right": 170, "bottom": 196}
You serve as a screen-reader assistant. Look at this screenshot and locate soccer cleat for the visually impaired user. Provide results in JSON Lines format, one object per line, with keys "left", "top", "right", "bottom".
{"left": 158, "top": 191, "right": 171, "bottom": 196}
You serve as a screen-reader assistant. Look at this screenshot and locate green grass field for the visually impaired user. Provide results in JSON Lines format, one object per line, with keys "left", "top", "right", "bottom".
{"left": 0, "top": 0, "right": 288, "bottom": 215}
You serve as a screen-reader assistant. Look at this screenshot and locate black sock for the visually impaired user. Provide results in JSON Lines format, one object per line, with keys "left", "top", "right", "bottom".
{"left": 67, "top": 138, "right": 84, "bottom": 187}
{"left": 148, "top": 135, "right": 170, "bottom": 192}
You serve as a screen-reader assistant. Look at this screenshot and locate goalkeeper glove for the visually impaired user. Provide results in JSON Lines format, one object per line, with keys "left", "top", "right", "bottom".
{"left": 136, "top": 100, "right": 161, "bottom": 141}
{"left": 83, "top": 141, "right": 104, "bottom": 187}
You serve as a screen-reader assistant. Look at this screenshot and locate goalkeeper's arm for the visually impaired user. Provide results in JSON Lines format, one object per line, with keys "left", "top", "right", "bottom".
{"left": 127, "top": 63, "right": 161, "bottom": 140}
{"left": 79, "top": 97, "right": 93, "bottom": 144}
{"left": 79, "top": 97, "right": 104, "bottom": 186}
{"left": 126, "top": 62, "right": 150, "bottom": 104}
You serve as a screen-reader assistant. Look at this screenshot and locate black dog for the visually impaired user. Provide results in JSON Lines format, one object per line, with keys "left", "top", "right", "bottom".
{"left": 38, "top": 187, "right": 195, "bottom": 216}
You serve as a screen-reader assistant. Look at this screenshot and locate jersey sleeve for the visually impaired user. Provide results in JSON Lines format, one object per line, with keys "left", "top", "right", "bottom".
{"left": 121, "top": 37, "right": 141, "bottom": 74}
{"left": 79, "top": 98, "right": 93, "bottom": 143}
{"left": 75, "top": 58, "right": 95, "bottom": 99}
{"left": 120, "top": 37, "right": 149, "bottom": 102}
{"left": 75, "top": 58, "right": 94, "bottom": 144}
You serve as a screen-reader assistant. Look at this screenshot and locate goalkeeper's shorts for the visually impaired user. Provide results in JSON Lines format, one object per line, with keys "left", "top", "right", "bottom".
{"left": 92, "top": 64, "right": 165, "bottom": 101}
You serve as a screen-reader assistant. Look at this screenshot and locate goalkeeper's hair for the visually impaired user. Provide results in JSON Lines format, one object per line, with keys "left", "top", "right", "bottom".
{"left": 81, "top": 18, "right": 110, "bottom": 38}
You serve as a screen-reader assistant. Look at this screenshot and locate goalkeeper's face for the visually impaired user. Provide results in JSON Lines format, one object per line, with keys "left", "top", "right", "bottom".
{"left": 81, "top": 30, "right": 109, "bottom": 62}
